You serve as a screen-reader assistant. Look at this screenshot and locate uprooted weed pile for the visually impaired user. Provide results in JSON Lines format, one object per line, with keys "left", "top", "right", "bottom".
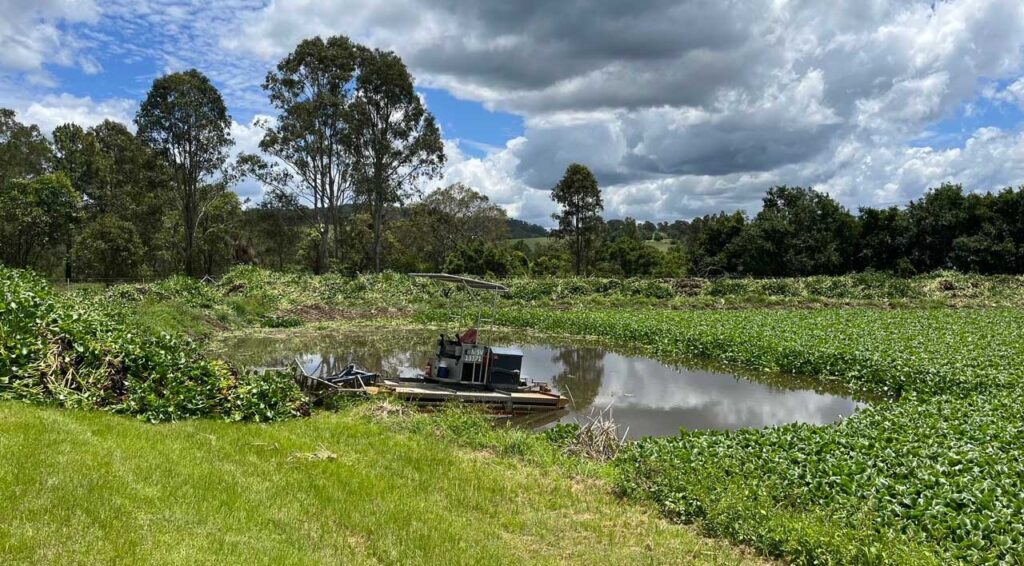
{"left": 99, "top": 266, "right": 1024, "bottom": 332}
{"left": 0, "top": 267, "right": 306, "bottom": 422}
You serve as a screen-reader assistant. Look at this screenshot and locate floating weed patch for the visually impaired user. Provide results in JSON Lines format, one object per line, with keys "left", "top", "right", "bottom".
{"left": 615, "top": 392, "right": 1024, "bottom": 564}
{"left": 476, "top": 307, "right": 1024, "bottom": 397}
{"left": 468, "top": 306, "right": 1024, "bottom": 563}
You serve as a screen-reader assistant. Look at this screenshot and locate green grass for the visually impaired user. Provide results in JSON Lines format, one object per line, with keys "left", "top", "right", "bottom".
{"left": 0, "top": 402, "right": 759, "bottom": 565}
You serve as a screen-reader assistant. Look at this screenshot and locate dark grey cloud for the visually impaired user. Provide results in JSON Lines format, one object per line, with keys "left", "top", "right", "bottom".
{"left": 224, "top": 0, "right": 1024, "bottom": 224}
{"left": 406, "top": 0, "right": 756, "bottom": 96}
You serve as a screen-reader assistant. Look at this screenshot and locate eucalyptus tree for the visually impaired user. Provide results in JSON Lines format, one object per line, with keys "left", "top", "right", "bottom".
{"left": 0, "top": 109, "right": 51, "bottom": 186}
{"left": 0, "top": 174, "right": 80, "bottom": 269}
{"left": 239, "top": 35, "right": 360, "bottom": 274}
{"left": 348, "top": 46, "right": 445, "bottom": 272}
{"left": 393, "top": 183, "right": 508, "bottom": 271}
{"left": 551, "top": 163, "right": 604, "bottom": 275}
{"left": 52, "top": 123, "right": 97, "bottom": 194}
{"left": 135, "top": 69, "right": 232, "bottom": 276}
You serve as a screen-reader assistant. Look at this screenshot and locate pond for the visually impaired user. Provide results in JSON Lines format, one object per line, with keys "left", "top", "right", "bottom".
{"left": 214, "top": 328, "right": 866, "bottom": 439}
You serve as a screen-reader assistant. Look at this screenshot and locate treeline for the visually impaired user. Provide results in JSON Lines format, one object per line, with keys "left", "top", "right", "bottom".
{"left": 239, "top": 179, "right": 1024, "bottom": 279}
{"left": 523, "top": 169, "right": 1024, "bottom": 278}
{"left": 681, "top": 183, "right": 1024, "bottom": 276}
{"left": 2, "top": 35, "right": 1024, "bottom": 280}
{"left": 0, "top": 35, "right": 448, "bottom": 280}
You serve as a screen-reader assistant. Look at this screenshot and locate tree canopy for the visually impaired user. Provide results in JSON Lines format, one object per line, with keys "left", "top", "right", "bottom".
{"left": 348, "top": 45, "right": 445, "bottom": 272}
{"left": 136, "top": 69, "right": 232, "bottom": 276}
{"left": 241, "top": 35, "right": 360, "bottom": 274}
{"left": 551, "top": 163, "right": 604, "bottom": 275}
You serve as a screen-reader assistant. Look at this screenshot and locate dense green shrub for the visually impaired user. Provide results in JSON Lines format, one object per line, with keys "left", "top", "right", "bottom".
{"left": 0, "top": 269, "right": 52, "bottom": 381}
{"left": 0, "top": 267, "right": 307, "bottom": 422}
{"left": 149, "top": 274, "right": 220, "bottom": 308}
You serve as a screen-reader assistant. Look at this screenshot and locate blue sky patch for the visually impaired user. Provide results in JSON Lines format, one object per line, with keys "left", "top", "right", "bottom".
{"left": 420, "top": 88, "right": 523, "bottom": 157}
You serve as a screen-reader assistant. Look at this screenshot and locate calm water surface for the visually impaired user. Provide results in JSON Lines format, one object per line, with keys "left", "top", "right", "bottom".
{"left": 216, "top": 329, "right": 864, "bottom": 438}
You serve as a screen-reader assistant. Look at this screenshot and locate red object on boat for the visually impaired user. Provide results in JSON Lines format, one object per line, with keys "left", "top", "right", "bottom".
{"left": 425, "top": 362, "right": 432, "bottom": 377}
{"left": 461, "top": 328, "right": 478, "bottom": 344}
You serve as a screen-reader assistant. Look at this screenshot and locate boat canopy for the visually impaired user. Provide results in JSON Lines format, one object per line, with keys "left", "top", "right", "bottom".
{"left": 409, "top": 273, "right": 508, "bottom": 292}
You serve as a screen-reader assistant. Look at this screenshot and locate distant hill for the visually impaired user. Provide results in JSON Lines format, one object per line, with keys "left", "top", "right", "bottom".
{"left": 507, "top": 236, "right": 553, "bottom": 250}
{"left": 506, "top": 218, "right": 549, "bottom": 239}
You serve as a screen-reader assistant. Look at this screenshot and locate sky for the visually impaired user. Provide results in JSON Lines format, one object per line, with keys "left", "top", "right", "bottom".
{"left": 3, "top": 0, "right": 1024, "bottom": 227}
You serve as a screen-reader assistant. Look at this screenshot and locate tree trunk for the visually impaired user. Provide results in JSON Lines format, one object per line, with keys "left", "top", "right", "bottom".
{"left": 183, "top": 183, "right": 198, "bottom": 277}
{"left": 331, "top": 205, "right": 344, "bottom": 267}
{"left": 575, "top": 229, "right": 583, "bottom": 276}
{"left": 373, "top": 192, "right": 384, "bottom": 273}
{"left": 317, "top": 223, "right": 330, "bottom": 275}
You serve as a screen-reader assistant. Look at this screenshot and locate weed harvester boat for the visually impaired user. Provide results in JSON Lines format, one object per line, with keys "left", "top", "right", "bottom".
{"left": 294, "top": 273, "right": 569, "bottom": 414}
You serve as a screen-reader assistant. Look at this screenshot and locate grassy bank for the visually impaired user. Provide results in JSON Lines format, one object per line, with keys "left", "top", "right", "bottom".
{"left": 8, "top": 266, "right": 1024, "bottom": 563}
{"left": 467, "top": 307, "right": 1024, "bottom": 563}
{"left": 0, "top": 402, "right": 759, "bottom": 565}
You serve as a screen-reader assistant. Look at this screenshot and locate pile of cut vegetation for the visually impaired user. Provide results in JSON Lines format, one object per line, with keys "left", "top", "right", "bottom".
{"left": 98, "top": 267, "right": 1024, "bottom": 334}
{"left": 0, "top": 267, "right": 306, "bottom": 422}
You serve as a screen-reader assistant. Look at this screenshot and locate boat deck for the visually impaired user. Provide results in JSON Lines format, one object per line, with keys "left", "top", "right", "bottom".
{"left": 370, "top": 378, "right": 570, "bottom": 412}
{"left": 294, "top": 366, "right": 570, "bottom": 413}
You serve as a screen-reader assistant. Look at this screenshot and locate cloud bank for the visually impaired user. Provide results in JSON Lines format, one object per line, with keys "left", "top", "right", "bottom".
{"left": 6, "top": 0, "right": 1024, "bottom": 225}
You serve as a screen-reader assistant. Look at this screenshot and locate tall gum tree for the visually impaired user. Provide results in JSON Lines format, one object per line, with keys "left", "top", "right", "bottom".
{"left": 348, "top": 46, "right": 444, "bottom": 272}
{"left": 136, "top": 69, "right": 232, "bottom": 277}
{"left": 551, "top": 163, "right": 604, "bottom": 275}
{"left": 0, "top": 109, "right": 52, "bottom": 188}
{"left": 239, "top": 35, "right": 359, "bottom": 274}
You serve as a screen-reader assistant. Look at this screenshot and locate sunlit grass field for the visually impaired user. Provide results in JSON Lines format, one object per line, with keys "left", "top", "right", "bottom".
{"left": 0, "top": 403, "right": 759, "bottom": 565}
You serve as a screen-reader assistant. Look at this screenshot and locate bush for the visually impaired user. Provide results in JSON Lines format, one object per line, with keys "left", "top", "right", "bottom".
{"left": 0, "top": 266, "right": 307, "bottom": 422}
{"left": 72, "top": 215, "right": 146, "bottom": 280}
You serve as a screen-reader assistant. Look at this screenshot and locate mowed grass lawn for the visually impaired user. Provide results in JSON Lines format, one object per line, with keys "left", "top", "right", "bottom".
{"left": 0, "top": 403, "right": 758, "bottom": 566}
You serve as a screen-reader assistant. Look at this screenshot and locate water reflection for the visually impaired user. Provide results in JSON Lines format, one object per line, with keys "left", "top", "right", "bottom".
{"left": 551, "top": 347, "right": 604, "bottom": 410}
{"left": 215, "top": 329, "right": 864, "bottom": 439}
{"left": 519, "top": 344, "right": 862, "bottom": 437}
